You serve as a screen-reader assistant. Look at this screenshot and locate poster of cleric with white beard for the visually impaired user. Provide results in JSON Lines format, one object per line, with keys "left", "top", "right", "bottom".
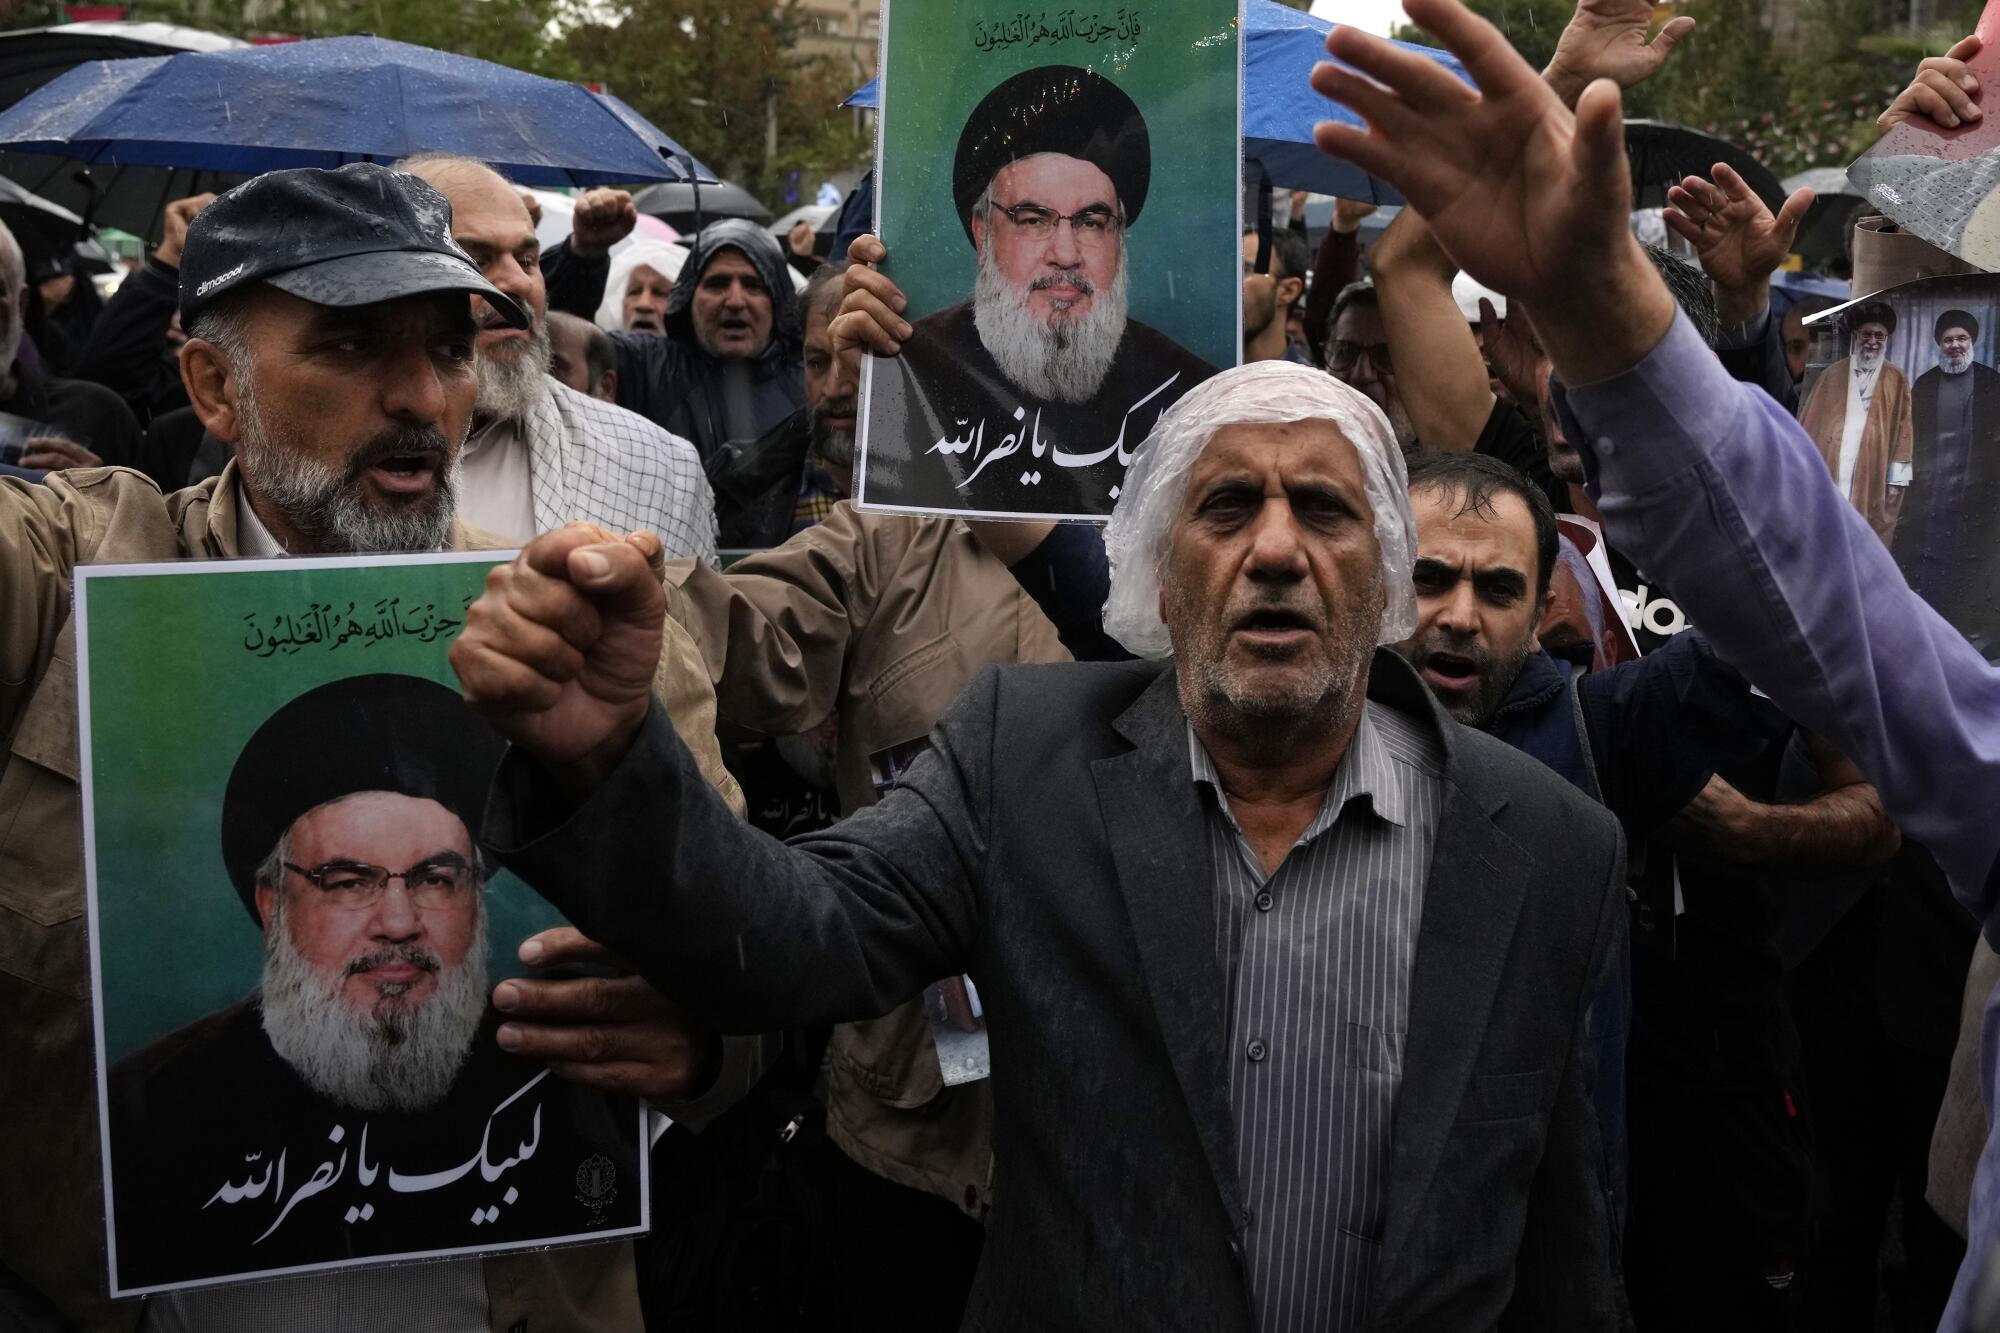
{"left": 73, "top": 555, "right": 646, "bottom": 1297}
{"left": 1798, "top": 275, "right": 2000, "bottom": 662}
{"left": 856, "top": 3, "right": 1241, "bottom": 519}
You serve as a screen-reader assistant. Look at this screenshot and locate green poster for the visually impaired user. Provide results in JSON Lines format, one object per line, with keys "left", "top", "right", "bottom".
{"left": 77, "top": 553, "right": 644, "bottom": 1296}
{"left": 857, "top": 1, "right": 1242, "bottom": 520}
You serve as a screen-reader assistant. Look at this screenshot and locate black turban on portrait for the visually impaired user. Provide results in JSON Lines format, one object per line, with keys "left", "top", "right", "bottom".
{"left": 1844, "top": 300, "right": 1898, "bottom": 336}
{"left": 220, "top": 673, "right": 506, "bottom": 925}
{"left": 1936, "top": 309, "right": 1980, "bottom": 343}
{"left": 951, "top": 64, "right": 1150, "bottom": 245}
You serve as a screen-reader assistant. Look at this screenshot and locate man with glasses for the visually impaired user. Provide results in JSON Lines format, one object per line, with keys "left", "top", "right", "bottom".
{"left": 859, "top": 63, "right": 1215, "bottom": 515}
{"left": 1799, "top": 300, "right": 1915, "bottom": 544}
{"left": 1326, "top": 280, "right": 1417, "bottom": 450}
{"left": 104, "top": 673, "right": 647, "bottom": 1293}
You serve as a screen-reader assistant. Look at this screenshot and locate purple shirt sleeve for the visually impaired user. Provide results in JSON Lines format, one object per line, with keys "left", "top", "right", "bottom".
{"left": 1564, "top": 314, "right": 2000, "bottom": 1327}
{"left": 1565, "top": 311, "right": 2000, "bottom": 933}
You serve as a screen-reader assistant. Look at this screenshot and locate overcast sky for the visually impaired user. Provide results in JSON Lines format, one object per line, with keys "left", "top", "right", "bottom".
{"left": 1308, "top": 0, "right": 1409, "bottom": 38}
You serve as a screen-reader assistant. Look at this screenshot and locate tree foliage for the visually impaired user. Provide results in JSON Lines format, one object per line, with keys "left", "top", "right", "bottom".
{"left": 116, "top": 0, "right": 871, "bottom": 207}
{"left": 1396, "top": 0, "right": 1920, "bottom": 176}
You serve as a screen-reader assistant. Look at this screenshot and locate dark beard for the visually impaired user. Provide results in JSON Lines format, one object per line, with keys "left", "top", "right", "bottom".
{"left": 809, "top": 397, "right": 855, "bottom": 468}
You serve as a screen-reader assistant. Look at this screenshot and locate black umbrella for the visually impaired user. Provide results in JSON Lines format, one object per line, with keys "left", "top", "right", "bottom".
{"left": 1783, "top": 166, "right": 1868, "bottom": 262}
{"left": 631, "top": 179, "right": 773, "bottom": 231}
{"left": 1625, "top": 120, "right": 1787, "bottom": 213}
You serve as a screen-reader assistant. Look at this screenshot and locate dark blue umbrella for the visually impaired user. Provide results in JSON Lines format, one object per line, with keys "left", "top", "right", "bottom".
{"left": 842, "top": 0, "right": 1469, "bottom": 202}
{"left": 0, "top": 35, "right": 716, "bottom": 187}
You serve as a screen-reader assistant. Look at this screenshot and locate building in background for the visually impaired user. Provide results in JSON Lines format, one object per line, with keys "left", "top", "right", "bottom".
{"left": 794, "top": 0, "right": 878, "bottom": 82}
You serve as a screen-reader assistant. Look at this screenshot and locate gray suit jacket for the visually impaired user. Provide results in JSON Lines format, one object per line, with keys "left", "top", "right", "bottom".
{"left": 489, "top": 651, "right": 1626, "bottom": 1331}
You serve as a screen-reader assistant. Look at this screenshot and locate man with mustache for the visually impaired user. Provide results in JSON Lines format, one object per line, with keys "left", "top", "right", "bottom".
{"left": 0, "top": 163, "right": 743, "bottom": 1331}
{"left": 104, "top": 675, "right": 643, "bottom": 1291}
{"left": 396, "top": 154, "right": 716, "bottom": 561}
{"left": 858, "top": 64, "right": 1217, "bottom": 516}
{"left": 1898, "top": 307, "right": 2000, "bottom": 656}
{"left": 1799, "top": 300, "right": 1915, "bottom": 544}
{"left": 543, "top": 200, "right": 807, "bottom": 464}
{"left": 458, "top": 358, "right": 1636, "bottom": 1329}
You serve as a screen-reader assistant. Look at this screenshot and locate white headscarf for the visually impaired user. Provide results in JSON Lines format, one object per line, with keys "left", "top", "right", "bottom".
{"left": 593, "top": 239, "right": 690, "bottom": 331}
{"left": 1101, "top": 360, "right": 1418, "bottom": 659}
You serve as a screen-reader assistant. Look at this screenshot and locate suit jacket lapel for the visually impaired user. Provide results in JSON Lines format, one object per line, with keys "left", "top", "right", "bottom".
{"left": 1091, "top": 666, "right": 1244, "bottom": 1227}
{"left": 1369, "top": 659, "right": 1536, "bottom": 1292}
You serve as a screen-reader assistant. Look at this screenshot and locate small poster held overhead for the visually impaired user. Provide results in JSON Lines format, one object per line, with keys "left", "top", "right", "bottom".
{"left": 76, "top": 554, "right": 647, "bottom": 1298}
{"left": 857, "top": 2, "right": 1242, "bottom": 520}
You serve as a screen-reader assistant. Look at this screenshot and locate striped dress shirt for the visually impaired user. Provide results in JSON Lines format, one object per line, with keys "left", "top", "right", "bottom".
{"left": 1190, "top": 701, "right": 1445, "bottom": 1332}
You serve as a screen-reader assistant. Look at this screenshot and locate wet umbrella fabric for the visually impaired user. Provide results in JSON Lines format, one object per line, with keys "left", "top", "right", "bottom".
{"left": 1625, "top": 120, "right": 1787, "bottom": 213}
{"left": 630, "top": 179, "right": 773, "bottom": 230}
{"left": 0, "top": 35, "right": 717, "bottom": 188}
{"left": 840, "top": 0, "right": 1471, "bottom": 203}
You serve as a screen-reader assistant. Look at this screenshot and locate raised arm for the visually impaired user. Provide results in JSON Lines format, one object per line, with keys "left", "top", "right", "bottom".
{"left": 455, "top": 524, "right": 984, "bottom": 1031}
{"left": 1311, "top": 0, "right": 2000, "bottom": 920}
{"left": 1369, "top": 210, "right": 1496, "bottom": 451}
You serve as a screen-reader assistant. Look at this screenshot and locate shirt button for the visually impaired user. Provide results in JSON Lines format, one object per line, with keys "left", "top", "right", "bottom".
{"left": 1246, "top": 1038, "right": 1267, "bottom": 1062}
{"left": 1254, "top": 890, "right": 1274, "bottom": 912}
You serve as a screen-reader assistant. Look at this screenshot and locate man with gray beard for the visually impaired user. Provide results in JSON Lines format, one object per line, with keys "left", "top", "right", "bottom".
{"left": 396, "top": 152, "right": 717, "bottom": 561}
{"left": 1901, "top": 306, "right": 2000, "bottom": 655}
{"left": 104, "top": 674, "right": 643, "bottom": 1290}
{"left": 858, "top": 64, "right": 1216, "bottom": 517}
{"left": 0, "top": 163, "right": 746, "bottom": 1332}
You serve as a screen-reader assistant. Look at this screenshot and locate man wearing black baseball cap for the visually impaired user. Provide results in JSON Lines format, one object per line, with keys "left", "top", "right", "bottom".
{"left": 0, "top": 162, "right": 742, "bottom": 1331}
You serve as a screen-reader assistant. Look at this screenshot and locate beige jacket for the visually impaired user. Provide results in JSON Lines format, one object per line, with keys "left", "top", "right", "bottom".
{"left": 0, "top": 463, "right": 738, "bottom": 1332}
{"left": 665, "top": 500, "right": 1068, "bottom": 1216}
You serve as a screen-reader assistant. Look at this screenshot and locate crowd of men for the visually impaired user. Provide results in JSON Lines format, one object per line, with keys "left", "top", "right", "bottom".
{"left": 2, "top": 0, "right": 1999, "bottom": 1330}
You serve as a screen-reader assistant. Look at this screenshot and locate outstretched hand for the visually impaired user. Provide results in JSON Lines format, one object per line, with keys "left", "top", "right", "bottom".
{"left": 1664, "top": 163, "right": 1814, "bottom": 321}
{"left": 451, "top": 523, "right": 666, "bottom": 798}
{"left": 1544, "top": 0, "right": 1696, "bottom": 108}
{"left": 1312, "top": 0, "right": 1675, "bottom": 384}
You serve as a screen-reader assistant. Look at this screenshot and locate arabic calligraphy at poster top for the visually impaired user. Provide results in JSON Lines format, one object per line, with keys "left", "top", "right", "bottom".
{"left": 858, "top": 0, "right": 1241, "bottom": 521}
{"left": 74, "top": 554, "right": 646, "bottom": 1296}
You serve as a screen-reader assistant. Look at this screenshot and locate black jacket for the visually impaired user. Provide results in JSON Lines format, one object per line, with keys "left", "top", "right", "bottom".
{"left": 491, "top": 651, "right": 1625, "bottom": 1330}
{"left": 74, "top": 256, "right": 188, "bottom": 425}
{"left": 704, "top": 405, "right": 813, "bottom": 549}
{"left": 542, "top": 223, "right": 805, "bottom": 460}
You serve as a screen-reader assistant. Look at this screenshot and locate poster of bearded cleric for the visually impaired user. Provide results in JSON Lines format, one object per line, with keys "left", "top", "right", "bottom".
{"left": 1798, "top": 275, "right": 2000, "bottom": 661}
{"left": 856, "top": 3, "right": 1242, "bottom": 519}
{"left": 73, "top": 554, "right": 646, "bottom": 1297}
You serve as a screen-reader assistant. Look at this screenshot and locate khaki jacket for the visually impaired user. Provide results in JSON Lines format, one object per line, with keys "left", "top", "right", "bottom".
{"left": 0, "top": 463, "right": 738, "bottom": 1332}
{"left": 665, "top": 500, "right": 1067, "bottom": 1215}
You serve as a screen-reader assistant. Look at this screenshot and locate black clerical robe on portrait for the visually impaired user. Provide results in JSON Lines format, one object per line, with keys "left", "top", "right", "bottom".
{"left": 865, "top": 298, "right": 1218, "bottom": 518}
{"left": 1901, "top": 360, "right": 2000, "bottom": 658}
{"left": 105, "top": 997, "right": 641, "bottom": 1293}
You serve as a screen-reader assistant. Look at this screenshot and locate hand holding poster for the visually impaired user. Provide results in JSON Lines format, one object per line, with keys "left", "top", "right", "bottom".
{"left": 857, "top": 2, "right": 1242, "bottom": 520}
{"left": 76, "top": 554, "right": 646, "bottom": 1297}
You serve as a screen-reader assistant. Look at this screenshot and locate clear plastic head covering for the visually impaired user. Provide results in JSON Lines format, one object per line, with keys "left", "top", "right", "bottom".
{"left": 594, "top": 238, "right": 690, "bottom": 331}
{"left": 1101, "top": 360, "right": 1418, "bottom": 659}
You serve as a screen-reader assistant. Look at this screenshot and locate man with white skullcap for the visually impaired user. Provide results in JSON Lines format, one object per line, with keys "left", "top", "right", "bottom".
{"left": 452, "top": 360, "right": 1630, "bottom": 1330}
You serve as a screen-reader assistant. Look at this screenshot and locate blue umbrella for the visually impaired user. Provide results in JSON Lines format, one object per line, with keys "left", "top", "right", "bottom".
{"left": 842, "top": 0, "right": 1468, "bottom": 203}
{"left": 0, "top": 35, "right": 716, "bottom": 187}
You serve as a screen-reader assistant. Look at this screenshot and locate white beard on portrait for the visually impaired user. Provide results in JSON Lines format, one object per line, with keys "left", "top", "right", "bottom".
{"left": 259, "top": 892, "right": 489, "bottom": 1114}
{"left": 971, "top": 238, "right": 1129, "bottom": 406}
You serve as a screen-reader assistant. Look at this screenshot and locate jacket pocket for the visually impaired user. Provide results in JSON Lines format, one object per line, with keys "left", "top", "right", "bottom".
{"left": 1458, "top": 1069, "right": 1547, "bottom": 1124}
